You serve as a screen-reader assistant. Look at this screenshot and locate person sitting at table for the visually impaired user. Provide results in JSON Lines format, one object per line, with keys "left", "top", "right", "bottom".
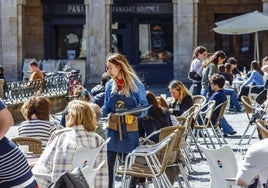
{"left": 32, "top": 100, "right": 108, "bottom": 188}
{"left": 0, "top": 98, "right": 38, "bottom": 188}
{"left": 209, "top": 73, "right": 237, "bottom": 137}
{"left": 168, "top": 80, "right": 193, "bottom": 116}
{"left": 156, "top": 95, "right": 180, "bottom": 126}
{"left": 261, "top": 56, "right": 268, "bottom": 85}
{"left": 218, "top": 64, "right": 244, "bottom": 113}
{"left": 60, "top": 85, "right": 92, "bottom": 127}
{"left": 138, "top": 91, "right": 172, "bottom": 143}
{"left": 226, "top": 57, "right": 241, "bottom": 78}
{"left": 238, "top": 60, "right": 264, "bottom": 101}
{"left": 18, "top": 96, "right": 57, "bottom": 150}
{"left": 236, "top": 138, "right": 268, "bottom": 187}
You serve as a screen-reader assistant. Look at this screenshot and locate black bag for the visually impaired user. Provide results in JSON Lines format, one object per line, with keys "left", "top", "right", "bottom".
{"left": 188, "top": 71, "right": 202, "bottom": 81}
{"left": 256, "top": 89, "right": 267, "bottom": 105}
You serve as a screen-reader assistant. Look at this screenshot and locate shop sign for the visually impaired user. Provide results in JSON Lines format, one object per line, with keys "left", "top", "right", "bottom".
{"left": 113, "top": 3, "right": 172, "bottom": 15}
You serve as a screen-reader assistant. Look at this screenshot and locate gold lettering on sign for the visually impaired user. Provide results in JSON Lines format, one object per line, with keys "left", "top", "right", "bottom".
{"left": 67, "top": 5, "right": 85, "bottom": 14}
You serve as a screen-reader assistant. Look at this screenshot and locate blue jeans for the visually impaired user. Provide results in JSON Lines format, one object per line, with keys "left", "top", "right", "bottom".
{"left": 190, "top": 82, "right": 201, "bottom": 95}
{"left": 224, "top": 88, "right": 242, "bottom": 111}
{"left": 220, "top": 117, "right": 234, "bottom": 134}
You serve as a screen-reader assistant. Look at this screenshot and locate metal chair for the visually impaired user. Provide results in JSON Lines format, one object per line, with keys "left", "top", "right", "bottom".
{"left": 192, "top": 95, "right": 206, "bottom": 107}
{"left": 209, "top": 100, "right": 228, "bottom": 146}
{"left": 256, "top": 119, "right": 268, "bottom": 139}
{"left": 193, "top": 100, "right": 216, "bottom": 148}
{"left": 12, "top": 136, "right": 42, "bottom": 154}
{"left": 118, "top": 128, "right": 183, "bottom": 188}
{"left": 238, "top": 96, "right": 258, "bottom": 145}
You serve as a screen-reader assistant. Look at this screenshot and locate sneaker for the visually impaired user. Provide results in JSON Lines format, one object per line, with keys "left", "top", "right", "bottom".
{"left": 224, "top": 131, "right": 237, "bottom": 137}
{"left": 236, "top": 108, "right": 245, "bottom": 113}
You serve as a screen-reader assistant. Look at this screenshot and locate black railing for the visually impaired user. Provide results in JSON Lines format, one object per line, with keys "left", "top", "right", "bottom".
{"left": 4, "top": 73, "right": 69, "bottom": 104}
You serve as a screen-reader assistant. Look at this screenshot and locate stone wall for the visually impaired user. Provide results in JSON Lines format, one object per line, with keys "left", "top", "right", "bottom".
{"left": 7, "top": 95, "right": 69, "bottom": 123}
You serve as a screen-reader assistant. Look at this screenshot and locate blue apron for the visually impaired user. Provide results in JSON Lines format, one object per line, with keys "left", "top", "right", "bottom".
{"left": 106, "top": 92, "right": 139, "bottom": 153}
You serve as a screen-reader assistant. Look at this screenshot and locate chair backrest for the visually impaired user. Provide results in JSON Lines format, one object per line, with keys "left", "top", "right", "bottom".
{"left": 198, "top": 100, "right": 216, "bottom": 126}
{"left": 211, "top": 100, "right": 228, "bottom": 127}
{"left": 159, "top": 126, "right": 185, "bottom": 153}
{"left": 256, "top": 119, "right": 268, "bottom": 139}
{"left": 198, "top": 144, "right": 238, "bottom": 188}
{"left": 72, "top": 137, "right": 110, "bottom": 168}
{"left": 192, "top": 95, "right": 206, "bottom": 107}
{"left": 81, "top": 160, "right": 106, "bottom": 188}
{"left": 241, "top": 95, "right": 253, "bottom": 120}
{"left": 157, "top": 129, "right": 181, "bottom": 176}
{"left": 12, "top": 136, "right": 42, "bottom": 154}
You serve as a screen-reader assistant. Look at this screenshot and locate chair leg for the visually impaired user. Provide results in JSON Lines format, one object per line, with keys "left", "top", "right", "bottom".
{"left": 189, "top": 132, "right": 204, "bottom": 159}
{"left": 238, "top": 123, "right": 251, "bottom": 145}
{"left": 178, "top": 163, "right": 191, "bottom": 188}
{"left": 247, "top": 125, "right": 257, "bottom": 144}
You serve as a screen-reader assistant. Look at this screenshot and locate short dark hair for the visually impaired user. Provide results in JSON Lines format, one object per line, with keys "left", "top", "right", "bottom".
{"left": 101, "top": 72, "right": 111, "bottom": 86}
{"left": 226, "top": 57, "right": 237, "bottom": 65}
{"left": 210, "top": 73, "right": 225, "bottom": 88}
{"left": 29, "top": 60, "right": 38, "bottom": 67}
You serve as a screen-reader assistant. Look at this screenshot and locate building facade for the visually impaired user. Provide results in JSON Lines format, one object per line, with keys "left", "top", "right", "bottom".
{"left": 0, "top": 0, "right": 267, "bottom": 85}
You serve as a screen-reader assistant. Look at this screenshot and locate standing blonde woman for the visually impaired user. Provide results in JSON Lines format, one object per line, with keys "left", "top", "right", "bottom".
{"left": 32, "top": 100, "right": 108, "bottom": 188}
{"left": 168, "top": 80, "right": 193, "bottom": 116}
{"left": 102, "top": 53, "right": 148, "bottom": 188}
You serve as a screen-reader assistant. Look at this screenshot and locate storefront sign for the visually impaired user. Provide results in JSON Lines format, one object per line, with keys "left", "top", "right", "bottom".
{"left": 113, "top": 3, "right": 172, "bottom": 15}
{"left": 52, "top": 4, "right": 85, "bottom": 15}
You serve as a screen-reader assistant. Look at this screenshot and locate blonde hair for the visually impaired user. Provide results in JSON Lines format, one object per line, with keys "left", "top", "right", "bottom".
{"left": 168, "top": 80, "right": 192, "bottom": 103}
{"left": 106, "top": 53, "right": 141, "bottom": 96}
{"left": 73, "top": 85, "right": 91, "bottom": 101}
{"left": 66, "top": 100, "right": 96, "bottom": 132}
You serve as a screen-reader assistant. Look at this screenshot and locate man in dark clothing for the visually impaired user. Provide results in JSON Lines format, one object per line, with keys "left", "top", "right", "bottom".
{"left": 91, "top": 72, "right": 111, "bottom": 107}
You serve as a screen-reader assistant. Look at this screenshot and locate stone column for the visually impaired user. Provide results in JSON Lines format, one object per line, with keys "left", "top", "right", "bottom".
{"left": 0, "top": 0, "right": 25, "bottom": 82}
{"left": 262, "top": 0, "right": 268, "bottom": 58}
{"left": 173, "top": 0, "right": 194, "bottom": 84}
{"left": 84, "top": 0, "right": 112, "bottom": 85}
{"left": 17, "top": 0, "right": 26, "bottom": 81}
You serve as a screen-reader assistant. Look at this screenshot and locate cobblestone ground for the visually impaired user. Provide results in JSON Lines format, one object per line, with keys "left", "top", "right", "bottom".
{"left": 6, "top": 110, "right": 259, "bottom": 188}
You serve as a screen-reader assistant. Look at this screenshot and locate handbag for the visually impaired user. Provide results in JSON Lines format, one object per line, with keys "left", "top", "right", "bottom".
{"left": 188, "top": 71, "right": 202, "bottom": 81}
{"left": 255, "top": 89, "right": 267, "bottom": 105}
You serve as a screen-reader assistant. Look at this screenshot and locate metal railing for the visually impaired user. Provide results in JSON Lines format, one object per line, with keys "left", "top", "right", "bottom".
{"left": 3, "top": 72, "right": 69, "bottom": 104}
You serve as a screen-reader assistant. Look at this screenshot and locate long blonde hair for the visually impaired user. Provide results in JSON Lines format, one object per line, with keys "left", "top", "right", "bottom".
{"left": 66, "top": 100, "right": 96, "bottom": 132}
{"left": 106, "top": 53, "right": 141, "bottom": 96}
{"left": 168, "top": 80, "right": 192, "bottom": 103}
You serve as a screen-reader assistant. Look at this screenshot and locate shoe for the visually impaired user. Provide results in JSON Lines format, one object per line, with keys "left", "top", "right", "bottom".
{"left": 224, "top": 131, "right": 237, "bottom": 137}
{"left": 236, "top": 108, "right": 245, "bottom": 113}
{"left": 229, "top": 131, "right": 237, "bottom": 135}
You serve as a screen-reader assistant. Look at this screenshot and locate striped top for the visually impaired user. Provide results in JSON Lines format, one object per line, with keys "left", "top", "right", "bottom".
{"left": 18, "top": 120, "right": 57, "bottom": 150}
{"left": 0, "top": 137, "right": 38, "bottom": 188}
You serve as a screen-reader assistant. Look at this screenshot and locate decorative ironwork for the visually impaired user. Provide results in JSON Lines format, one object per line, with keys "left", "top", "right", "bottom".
{"left": 4, "top": 72, "right": 69, "bottom": 104}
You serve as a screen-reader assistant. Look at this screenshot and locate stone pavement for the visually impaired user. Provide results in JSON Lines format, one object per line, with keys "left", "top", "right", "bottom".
{"left": 6, "top": 109, "right": 259, "bottom": 188}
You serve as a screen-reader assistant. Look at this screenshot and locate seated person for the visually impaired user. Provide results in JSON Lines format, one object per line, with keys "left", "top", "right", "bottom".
{"left": 156, "top": 95, "right": 180, "bottom": 126}
{"left": 138, "top": 91, "right": 172, "bottom": 143}
{"left": 209, "top": 74, "right": 237, "bottom": 137}
{"left": 218, "top": 64, "right": 243, "bottom": 112}
{"left": 168, "top": 80, "right": 193, "bottom": 116}
{"left": 89, "top": 102, "right": 106, "bottom": 139}
{"left": 236, "top": 138, "right": 268, "bottom": 187}
{"left": 32, "top": 100, "right": 108, "bottom": 188}
{"left": 238, "top": 60, "right": 264, "bottom": 101}
{"left": 18, "top": 96, "right": 57, "bottom": 150}
{"left": 0, "top": 98, "right": 38, "bottom": 188}
{"left": 60, "top": 85, "right": 92, "bottom": 126}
